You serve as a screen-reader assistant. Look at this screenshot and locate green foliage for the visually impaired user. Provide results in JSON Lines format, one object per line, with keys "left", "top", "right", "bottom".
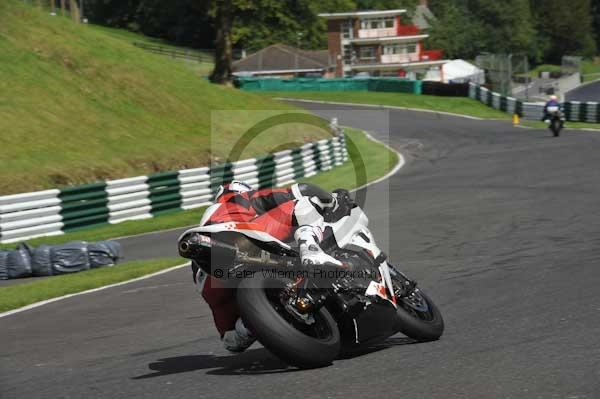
{"left": 84, "top": 0, "right": 215, "bottom": 48}
{"left": 593, "top": 0, "right": 600, "bottom": 51}
{"left": 428, "top": 2, "right": 486, "bottom": 59}
{"left": 430, "top": 0, "right": 596, "bottom": 63}
{"left": 429, "top": 0, "right": 535, "bottom": 59}
{"left": 531, "top": 0, "right": 597, "bottom": 63}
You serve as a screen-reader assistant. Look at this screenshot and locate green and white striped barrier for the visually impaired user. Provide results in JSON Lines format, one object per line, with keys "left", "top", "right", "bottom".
{"left": 468, "top": 83, "right": 535, "bottom": 119}
{"left": 468, "top": 82, "right": 600, "bottom": 123}
{"left": 0, "top": 134, "right": 348, "bottom": 244}
{"left": 562, "top": 101, "right": 600, "bottom": 123}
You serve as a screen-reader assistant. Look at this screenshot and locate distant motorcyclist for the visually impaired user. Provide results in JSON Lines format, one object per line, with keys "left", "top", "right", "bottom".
{"left": 194, "top": 181, "right": 349, "bottom": 353}
{"left": 542, "top": 95, "right": 564, "bottom": 125}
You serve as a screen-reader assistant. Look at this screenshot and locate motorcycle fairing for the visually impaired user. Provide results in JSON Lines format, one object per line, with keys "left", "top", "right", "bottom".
{"left": 327, "top": 207, "right": 398, "bottom": 307}
{"left": 179, "top": 222, "right": 293, "bottom": 251}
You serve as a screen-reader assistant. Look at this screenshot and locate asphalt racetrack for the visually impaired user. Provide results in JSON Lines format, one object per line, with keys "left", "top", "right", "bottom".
{"left": 565, "top": 80, "right": 600, "bottom": 102}
{"left": 2, "top": 103, "right": 600, "bottom": 398}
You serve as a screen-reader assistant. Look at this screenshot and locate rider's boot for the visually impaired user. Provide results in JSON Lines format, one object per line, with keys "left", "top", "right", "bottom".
{"left": 295, "top": 225, "right": 342, "bottom": 266}
{"left": 222, "top": 318, "right": 256, "bottom": 353}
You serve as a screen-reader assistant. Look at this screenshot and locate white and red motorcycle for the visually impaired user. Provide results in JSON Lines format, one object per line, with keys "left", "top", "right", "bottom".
{"left": 178, "top": 192, "right": 444, "bottom": 369}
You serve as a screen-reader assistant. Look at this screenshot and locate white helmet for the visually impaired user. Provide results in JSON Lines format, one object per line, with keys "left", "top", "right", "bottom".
{"left": 215, "top": 180, "right": 252, "bottom": 201}
{"left": 550, "top": 95, "right": 558, "bottom": 101}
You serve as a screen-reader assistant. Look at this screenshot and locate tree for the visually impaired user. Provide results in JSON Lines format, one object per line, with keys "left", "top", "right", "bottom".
{"left": 532, "top": 0, "right": 596, "bottom": 63}
{"left": 593, "top": 0, "right": 600, "bottom": 52}
{"left": 428, "top": 1, "right": 486, "bottom": 59}
{"left": 474, "top": 0, "right": 535, "bottom": 55}
{"left": 211, "top": 0, "right": 358, "bottom": 83}
{"left": 210, "top": 0, "right": 234, "bottom": 83}
{"left": 233, "top": 0, "right": 356, "bottom": 52}
{"left": 354, "top": 0, "right": 417, "bottom": 12}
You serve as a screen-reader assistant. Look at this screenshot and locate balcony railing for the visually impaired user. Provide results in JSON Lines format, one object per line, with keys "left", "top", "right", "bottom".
{"left": 358, "top": 28, "right": 397, "bottom": 39}
{"left": 351, "top": 50, "right": 444, "bottom": 66}
{"left": 381, "top": 53, "right": 419, "bottom": 64}
{"left": 353, "top": 57, "right": 378, "bottom": 65}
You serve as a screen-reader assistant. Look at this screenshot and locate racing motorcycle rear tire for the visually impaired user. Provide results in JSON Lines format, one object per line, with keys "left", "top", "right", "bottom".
{"left": 237, "top": 276, "right": 341, "bottom": 369}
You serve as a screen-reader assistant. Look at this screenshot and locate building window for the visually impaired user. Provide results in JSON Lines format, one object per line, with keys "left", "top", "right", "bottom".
{"left": 383, "top": 44, "right": 418, "bottom": 55}
{"left": 341, "top": 21, "right": 352, "bottom": 39}
{"left": 343, "top": 44, "right": 353, "bottom": 65}
{"left": 359, "top": 46, "right": 376, "bottom": 60}
{"left": 383, "top": 44, "right": 404, "bottom": 55}
{"left": 360, "top": 17, "right": 395, "bottom": 30}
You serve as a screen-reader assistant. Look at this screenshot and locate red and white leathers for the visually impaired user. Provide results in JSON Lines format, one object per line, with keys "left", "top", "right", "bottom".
{"left": 195, "top": 183, "right": 340, "bottom": 339}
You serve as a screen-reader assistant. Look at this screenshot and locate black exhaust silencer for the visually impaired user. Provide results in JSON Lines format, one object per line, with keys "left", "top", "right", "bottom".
{"left": 178, "top": 233, "right": 238, "bottom": 274}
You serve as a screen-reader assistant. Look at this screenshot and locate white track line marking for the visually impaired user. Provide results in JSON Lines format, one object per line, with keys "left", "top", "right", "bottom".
{"left": 0, "top": 130, "right": 406, "bottom": 318}
{"left": 0, "top": 263, "right": 189, "bottom": 318}
{"left": 350, "top": 130, "right": 405, "bottom": 192}
{"left": 276, "top": 97, "right": 485, "bottom": 120}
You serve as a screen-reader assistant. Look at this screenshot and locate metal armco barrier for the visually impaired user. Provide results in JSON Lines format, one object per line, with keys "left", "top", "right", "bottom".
{"left": 0, "top": 135, "right": 348, "bottom": 244}
{"left": 469, "top": 83, "right": 600, "bottom": 122}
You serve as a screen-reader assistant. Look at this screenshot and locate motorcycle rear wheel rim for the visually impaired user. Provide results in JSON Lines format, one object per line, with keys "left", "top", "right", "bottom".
{"left": 264, "top": 288, "right": 334, "bottom": 341}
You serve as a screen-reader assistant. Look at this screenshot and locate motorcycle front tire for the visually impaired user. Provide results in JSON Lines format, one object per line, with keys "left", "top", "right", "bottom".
{"left": 395, "top": 289, "right": 445, "bottom": 341}
{"left": 551, "top": 120, "right": 561, "bottom": 137}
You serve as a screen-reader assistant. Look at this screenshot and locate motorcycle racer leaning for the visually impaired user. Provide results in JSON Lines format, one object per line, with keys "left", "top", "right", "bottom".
{"left": 193, "top": 180, "right": 351, "bottom": 352}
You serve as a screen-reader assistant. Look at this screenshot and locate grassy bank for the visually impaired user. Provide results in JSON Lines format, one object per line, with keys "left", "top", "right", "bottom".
{"left": 0, "top": 128, "right": 398, "bottom": 250}
{"left": 0, "top": 258, "right": 183, "bottom": 312}
{"left": 0, "top": 1, "right": 323, "bottom": 194}
{"left": 88, "top": 24, "right": 215, "bottom": 76}
{"left": 259, "top": 91, "right": 510, "bottom": 119}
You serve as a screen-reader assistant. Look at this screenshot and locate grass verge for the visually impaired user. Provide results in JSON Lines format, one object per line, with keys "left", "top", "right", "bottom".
{"left": 258, "top": 91, "right": 510, "bottom": 119}
{"left": 0, "top": 258, "right": 183, "bottom": 312}
{"left": 0, "top": 0, "right": 320, "bottom": 194}
{"left": 0, "top": 128, "right": 398, "bottom": 250}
